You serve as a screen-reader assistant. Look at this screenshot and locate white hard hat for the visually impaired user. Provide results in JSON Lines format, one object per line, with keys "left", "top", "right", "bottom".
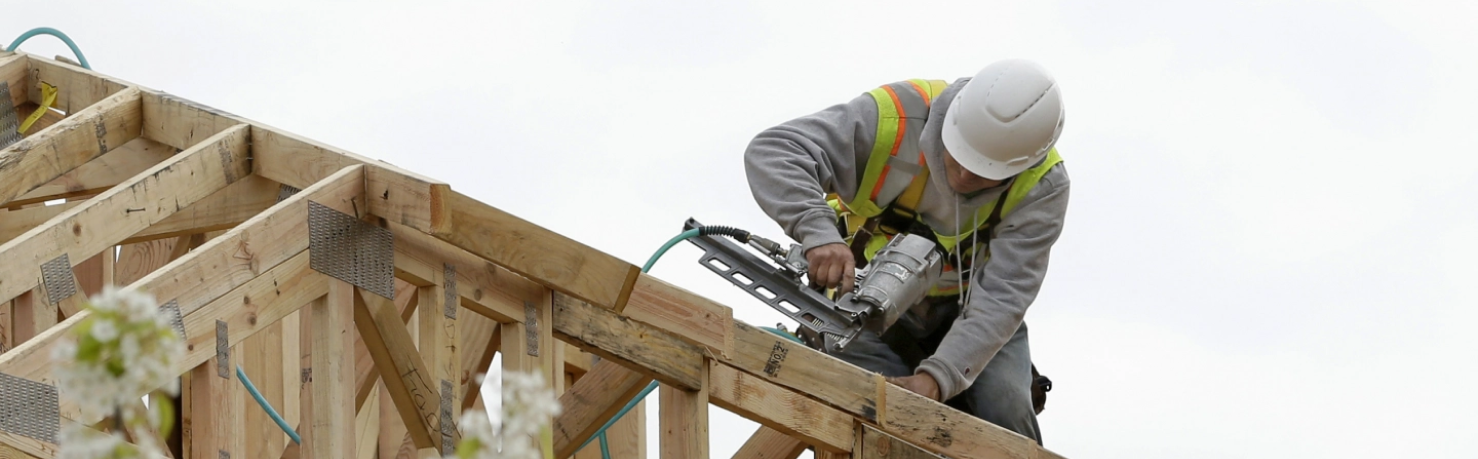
{"left": 941, "top": 59, "right": 1064, "bottom": 180}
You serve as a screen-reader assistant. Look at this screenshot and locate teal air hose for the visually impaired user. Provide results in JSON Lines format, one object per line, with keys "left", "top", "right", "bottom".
{"left": 6, "top": 27, "right": 91, "bottom": 69}
{"left": 584, "top": 225, "right": 799, "bottom": 458}
{"left": 237, "top": 365, "right": 302, "bottom": 444}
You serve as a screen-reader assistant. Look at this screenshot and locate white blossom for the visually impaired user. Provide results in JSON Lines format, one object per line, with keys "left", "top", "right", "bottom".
{"left": 52, "top": 286, "right": 186, "bottom": 458}
{"left": 450, "top": 370, "right": 561, "bottom": 459}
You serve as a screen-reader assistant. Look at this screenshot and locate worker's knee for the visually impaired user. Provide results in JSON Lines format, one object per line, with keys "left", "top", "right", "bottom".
{"left": 827, "top": 331, "right": 912, "bottom": 377}
{"left": 961, "top": 374, "right": 1041, "bottom": 443}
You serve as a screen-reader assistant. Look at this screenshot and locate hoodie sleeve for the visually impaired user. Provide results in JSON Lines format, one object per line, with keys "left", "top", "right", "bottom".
{"left": 915, "top": 164, "right": 1071, "bottom": 400}
{"left": 744, "top": 94, "right": 878, "bottom": 252}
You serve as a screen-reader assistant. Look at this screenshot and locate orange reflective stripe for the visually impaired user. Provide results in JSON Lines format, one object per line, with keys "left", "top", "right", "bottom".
{"left": 869, "top": 163, "right": 891, "bottom": 200}
{"left": 907, "top": 80, "right": 932, "bottom": 108}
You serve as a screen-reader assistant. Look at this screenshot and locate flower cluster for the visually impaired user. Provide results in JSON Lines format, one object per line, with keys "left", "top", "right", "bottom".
{"left": 451, "top": 370, "right": 562, "bottom": 459}
{"left": 51, "top": 286, "right": 186, "bottom": 458}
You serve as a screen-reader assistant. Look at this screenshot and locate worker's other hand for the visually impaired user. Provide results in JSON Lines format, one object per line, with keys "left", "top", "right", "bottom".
{"left": 805, "top": 243, "right": 855, "bottom": 293}
{"left": 886, "top": 373, "right": 941, "bottom": 401}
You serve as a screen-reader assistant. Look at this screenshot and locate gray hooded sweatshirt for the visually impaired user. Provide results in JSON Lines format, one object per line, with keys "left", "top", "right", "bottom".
{"left": 742, "top": 77, "right": 1070, "bottom": 400}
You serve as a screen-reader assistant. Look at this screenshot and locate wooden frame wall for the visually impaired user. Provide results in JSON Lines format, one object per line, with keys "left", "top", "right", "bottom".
{"left": 0, "top": 51, "right": 1069, "bottom": 459}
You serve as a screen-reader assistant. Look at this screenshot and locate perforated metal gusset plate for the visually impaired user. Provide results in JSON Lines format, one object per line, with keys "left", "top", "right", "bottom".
{"left": 443, "top": 263, "right": 457, "bottom": 319}
{"left": 216, "top": 320, "right": 230, "bottom": 379}
{"left": 0, "top": 372, "right": 59, "bottom": 443}
{"left": 524, "top": 301, "right": 539, "bottom": 356}
{"left": 307, "top": 201, "right": 395, "bottom": 299}
{"left": 0, "top": 84, "right": 21, "bottom": 149}
{"left": 40, "top": 254, "right": 76, "bottom": 305}
{"left": 160, "top": 300, "right": 187, "bottom": 340}
{"left": 440, "top": 379, "right": 455, "bottom": 454}
{"left": 277, "top": 184, "right": 300, "bottom": 203}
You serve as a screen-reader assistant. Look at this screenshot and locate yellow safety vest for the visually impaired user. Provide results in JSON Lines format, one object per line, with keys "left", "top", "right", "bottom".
{"left": 827, "top": 79, "right": 1063, "bottom": 296}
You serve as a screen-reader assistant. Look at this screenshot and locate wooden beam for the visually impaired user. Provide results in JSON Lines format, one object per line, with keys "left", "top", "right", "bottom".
{"left": 310, "top": 280, "right": 357, "bottom": 458}
{"left": 121, "top": 174, "right": 279, "bottom": 245}
{"left": 0, "top": 202, "right": 79, "bottom": 244}
{"left": 189, "top": 342, "right": 247, "bottom": 458}
{"left": 0, "top": 123, "right": 249, "bottom": 305}
{"left": 8, "top": 136, "right": 177, "bottom": 208}
{"left": 731, "top": 427, "right": 806, "bottom": 459}
{"left": 388, "top": 221, "right": 535, "bottom": 323}
{"left": 139, "top": 90, "right": 243, "bottom": 152}
{"left": 624, "top": 274, "right": 735, "bottom": 358}
{"left": 856, "top": 425, "right": 942, "bottom": 459}
{"left": 0, "top": 86, "right": 142, "bottom": 206}
{"left": 0, "top": 165, "right": 364, "bottom": 390}
{"left": 882, "top": 384, "right": 1037, "bottom": 459}
{"left": 439, "top": 190, "right": 641, "bottom": 311}
{"left": 242, "top": 320, "right": 288, "bottom": 459}
{"left": 458, "top": 310, "right": 499, "bottom": 411}
{"left": 352, "top": 287, "right": 448, "bottom": 450}
{"left": 659, "top": 360, "right": 709, "bottom": 459}
{"left": 25, "top": 55, "right": 131, "bottom": 113}
{"left": 724, "top": 322, "right": 881, "bottom": 424}
{"left": 250, "top": 126, "right": 450, "bottom": 235}
{"left": 552, "top": 360, "right": 655, "bottom": 458}
{"left": 417, "top": 262, "right": 459, "bottom": 457}
{"left": 551, "top": 293, "right": 705, "bottom": 391}
{"left": 113, "top": 238, "right": 175, "bottom": 286}
{"left": 354, "top": 384, "right": 381, "bottom": 459}
{"left": 707, "top": 361, "right": 854, "bottom": 453}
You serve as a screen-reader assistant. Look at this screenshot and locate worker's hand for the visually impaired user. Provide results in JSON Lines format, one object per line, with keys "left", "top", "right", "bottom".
{"left": 886, "top": 373, "right": 941, "bottom": 401}
{"left": 805, "top": 243, "right": 855, "bottom": 294}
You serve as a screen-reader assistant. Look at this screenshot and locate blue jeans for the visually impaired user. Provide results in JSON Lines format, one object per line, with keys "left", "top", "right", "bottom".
{"left": 829, "top": 299, "right": 1042, "bottom": 445}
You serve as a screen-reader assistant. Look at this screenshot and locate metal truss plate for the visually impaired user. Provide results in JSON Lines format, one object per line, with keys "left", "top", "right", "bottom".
{"left": 277, "top": 184, "right": 300, "bottom": 203}
{"left": 440, "top": 379, "right": 455, "bottom": 454}
{"left": 0, "top": 84, "right": 21, "bottom": 149}
{"left": 524, "top": 301, "right": 539, "bottom": 357}
{"left": 443, "top": 263, "right": 457, "bottom": 320}
{"left": 216, "top": 320, "right": 230, "bottom": 379}
{"left": 0, "top": 372, "right": 60, "bottom": 444}
{"left": 40, "top": 254, "right": 76, "bottom": 305}
{"left": 307, "top": 201, "right": 395, "bottom": 299}
{"left": 159, "top": 300, "right": 187, "bottom": 340}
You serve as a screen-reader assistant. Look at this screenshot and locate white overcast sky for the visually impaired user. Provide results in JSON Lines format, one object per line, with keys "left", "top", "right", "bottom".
{"left": 7, "top": 1, "right": 1477, "bottom": 457}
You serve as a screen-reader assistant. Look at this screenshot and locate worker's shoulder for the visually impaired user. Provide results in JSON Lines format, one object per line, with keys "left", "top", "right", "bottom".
{"left": 1039, "top": 160, "right": 1070, "bottom": 189}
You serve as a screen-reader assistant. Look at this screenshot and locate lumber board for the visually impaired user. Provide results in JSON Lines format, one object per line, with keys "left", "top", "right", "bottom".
{"left": 72, "top": 251, "right": 109, "bottom": 298}
{"left": 25, "top": 55, "right": 131, "bottom": 114}
{"left": 113, "top": 238, "right": 175, "bottom": 286}
{"left": 552, "top": 359, "right": 655, "bottom": 458}
{"left": 439, "top": 190, "right": 641, "bottom": 311}
{"left": 458, "top": 310, "right": 499, "bottom": 411}
{"left": 0, "top": 299, "right": 11, "bottom": 351}
{"left": 882, "top": 384, "right": 1036, "bottom": 459}
{"left": 0, "top": 423, "right": 53, "bottom": 458}
{"left": 551, "top": 293, "right": 705, "bottom": 390}
{"left": 0, "top": 53, "right": 26, "bottom": 110}
{"left": 416, "top": 265, "right": 459, "bottom": 457}
{"left": 0, "top": 165, "right": 364, "bottom": 389}
{"left": 388, "top": 221, "right": 536, "bottom": 323}
{"left": 0, "top": 86, "right": 142, "bottom": 207}
{"left": 174, "top": 251, "right": 327, "bottom": 380}
{"left": 625, "top": 273, "right": 735, "bottom": 358}
{"left": 857, "top": 425, "right": 943, "bottom": 459}
{"left": 242, "top": 320, "right": 288, "bottom": 459}
{"left": 139, "top": 90, "right": 242, "bottom": 151}
{"left": 121, "top": 174, "right": 279, "bottom": 245}
{"left": 659, "top": 360, "right": 709, "bottom": 459}
{"left": 0, "top": 123, "right": 249, "bottom": 305}
{"left": 731, "top": 427, "right": 806, "bottom": 459}
{"left": 352, "top": 287, "right": 447, "bottom": 450}
{"left": 725, "top": 322, "right": 882, "bottom": 424}
{"left": 311, "top": 281, "right": 357, "bottom": 458}
{"left": 189, "top": 342, "right": 247, "bottom": 459}
{"left": 9, "top": 103, "right": 66, "bottom": 139}
{"left": 250, "top": 126, "right": 451, "bottom": 235}
{"left": 707, "top": 361, "right": 854, "bottom": 453}
{"left": 7, "top": 137, "right": 177, "bottom": 208}
{"left": 0, "top": 202, "right": 77, "bottom": 244}
{"left": 10, "top": 290, "right": 52, "bottom": 346}
{"left": 354, "top": 384, "right": 380, "bottom": 459}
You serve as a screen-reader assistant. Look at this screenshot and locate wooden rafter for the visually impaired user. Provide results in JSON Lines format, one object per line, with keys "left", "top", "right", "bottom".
{"left": 0, "top": 53, "right": 1074, "bottom": 459}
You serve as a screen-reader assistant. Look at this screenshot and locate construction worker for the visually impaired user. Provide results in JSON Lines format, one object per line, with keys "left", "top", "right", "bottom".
{"left": 743, "top": 59, "right": 1068, "bottom": 444}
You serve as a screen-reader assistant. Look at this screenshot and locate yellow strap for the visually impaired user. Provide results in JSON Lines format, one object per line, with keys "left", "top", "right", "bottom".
{"left": 847, "top": 87, "right": 901, "bottom": 218}
{"left": 17, "top": 82, "right": 57, "bottom": 134}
